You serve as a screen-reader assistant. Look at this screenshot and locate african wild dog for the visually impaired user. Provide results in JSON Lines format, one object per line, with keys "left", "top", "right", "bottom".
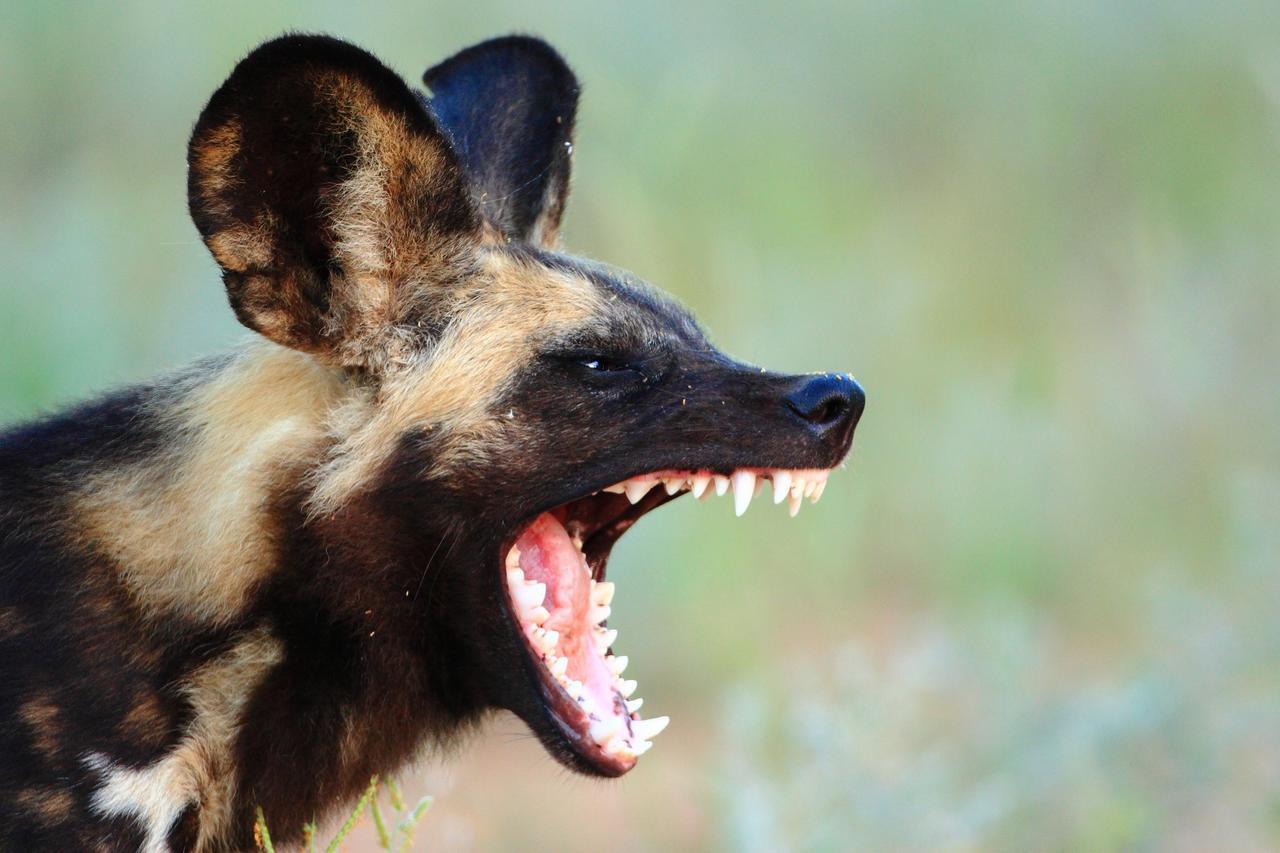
{"left": 0, "top": 33, "right": 864, "bottom": 849}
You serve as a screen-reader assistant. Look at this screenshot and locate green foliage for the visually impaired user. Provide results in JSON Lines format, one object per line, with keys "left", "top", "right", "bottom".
{"left": 253, "top": 778, "right": 432, "bottom": 853}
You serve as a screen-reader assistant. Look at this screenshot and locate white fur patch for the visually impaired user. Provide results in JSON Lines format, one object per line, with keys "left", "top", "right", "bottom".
{"left": 83, "top": 751, "right": 194, "bottom": 852}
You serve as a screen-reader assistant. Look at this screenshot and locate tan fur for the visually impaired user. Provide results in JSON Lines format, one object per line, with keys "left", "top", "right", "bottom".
{"left": 74, "top": 343, "right": 348, "bottom": 625}
{"left": 308, "top": 250, "right": 608, "bottom": 513}
{"left": 15, "top": 786, "right": 74, "bottom": 826}
{"left": 20, "top": 693, "right": 63, "bottom": 760}
{"left": 85, "top": 628, "right": 283, "bottom": 852}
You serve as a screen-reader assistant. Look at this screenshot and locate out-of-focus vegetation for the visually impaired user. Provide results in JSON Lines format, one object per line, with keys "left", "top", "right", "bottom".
{"left": 3, "top": 1, "right": 1278, "bottom": 849}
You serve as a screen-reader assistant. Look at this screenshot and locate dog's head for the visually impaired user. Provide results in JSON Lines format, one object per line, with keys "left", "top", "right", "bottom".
{"left": 188, "top": 34, "right": 863, "bottom": 777}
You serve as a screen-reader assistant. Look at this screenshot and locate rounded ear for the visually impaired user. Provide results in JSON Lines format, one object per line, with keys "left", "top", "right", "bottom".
{"left": 188, "top": 34, "right": 482, "bottom": 362}
{"left": 423, "top": 36, "right": 579, "bottom": 249}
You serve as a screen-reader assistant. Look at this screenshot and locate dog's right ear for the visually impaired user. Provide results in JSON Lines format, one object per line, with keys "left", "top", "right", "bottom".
{"left": 188, "top": 35, "right": 482, "bottom": 363}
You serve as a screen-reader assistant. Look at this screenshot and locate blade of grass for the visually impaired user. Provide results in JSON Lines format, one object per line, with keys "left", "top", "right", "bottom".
{"left": 326, "top": 776, "right": 379, "bottom": 853}
{"left": 254, "top": 806, "right": 275, "bottom": 853}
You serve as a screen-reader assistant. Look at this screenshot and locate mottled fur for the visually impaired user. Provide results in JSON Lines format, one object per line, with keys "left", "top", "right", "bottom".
{"left": 0, "top": 33, "right": 861, "bottom": 849}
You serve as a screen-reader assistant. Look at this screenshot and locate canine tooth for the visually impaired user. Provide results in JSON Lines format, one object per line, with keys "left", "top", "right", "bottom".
{"left": 624, "top": 479, "right": 656, "bottom": 504}
{"left": 505, "top": 546, "right": 521, "bottom": 570}
{"left": 506, "top": 567, "right": 524, "bottom": 588}
{"left": 528, "top": 606, "right": 550, "bottom": 625}
{"left": 513, "top": 581, "right": 546, "bottom": 613}
{"left": 713, "top": 475, "right": 730, "bottom": 497}
{"left": 691, "top": 474, "right": 711, "bottom": 499}
{"left": 732, "top": 471, "right": 756, "bottom": 516}
{"left": 617, "top": 678, "right": 638, "bottom": 698}
{"left": 631, "top": 716, "right": 670, "bottom": 740}
{"left": 663, "top": 477, "right": 685, "bottom": 495}
{"left": 811, "top": 479, "right": 827, "bottom": 503}
{"left": 632, "top": 740, "right": 654, "bottom": 755}
{"left": 788, "top": 491, "right": 803, "bottom": 517}
{"left": 549, "top": 656, "right": 568, "bottom": 677}
{"left": 592, "top": 581, "right": 615, "bottom": 606}
{"left": 626, "top": 698, "right": 644, "bottom": 713}
{"left": 772, "top": 471, "right": 792, "bottom": 504}
{"left": 606, "top": 655, "right": 628, "bottom": 676}
{"left": 589, "top": 715, "right": 624, "bottom": 744}
{"left": 590, "top": 604, "right": 611, "bottom": 625}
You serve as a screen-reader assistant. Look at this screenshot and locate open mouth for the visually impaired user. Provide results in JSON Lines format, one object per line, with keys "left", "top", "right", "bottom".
{"left": 503, "top": 466, "right": 833, "bottom": 775}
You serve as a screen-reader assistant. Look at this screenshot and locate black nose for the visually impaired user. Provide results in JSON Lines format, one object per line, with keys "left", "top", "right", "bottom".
{"left": 784, "top": 373, "right": 865, "bottom": 432}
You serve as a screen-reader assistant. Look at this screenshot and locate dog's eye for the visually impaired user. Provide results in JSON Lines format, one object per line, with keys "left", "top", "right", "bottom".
{"left": 578, "top": 356, "right": 630, "bottom": 373}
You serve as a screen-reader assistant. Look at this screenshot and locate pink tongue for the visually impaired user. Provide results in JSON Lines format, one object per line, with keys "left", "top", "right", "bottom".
{"left": 514, "top": 514, "right": 619, "bottom": 716}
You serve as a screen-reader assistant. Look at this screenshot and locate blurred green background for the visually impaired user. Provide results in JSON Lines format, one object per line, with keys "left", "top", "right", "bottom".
{"left": 3, "top": 1, "right": 1279, "bottom": 849}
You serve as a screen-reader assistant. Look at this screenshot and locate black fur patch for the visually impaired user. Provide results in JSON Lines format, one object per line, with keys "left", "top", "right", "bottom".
{"left": 424, "top": 36, "right": 579, "bottom": 245}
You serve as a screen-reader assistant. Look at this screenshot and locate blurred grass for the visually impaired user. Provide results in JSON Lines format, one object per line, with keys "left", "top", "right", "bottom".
{"left": 2, "top": 1, "right": 1279, "bottom": 849}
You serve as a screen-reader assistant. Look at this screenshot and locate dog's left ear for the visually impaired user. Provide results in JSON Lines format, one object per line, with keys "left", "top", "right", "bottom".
{"left": 423, "top": 36, "right": 579, "bottom": 249}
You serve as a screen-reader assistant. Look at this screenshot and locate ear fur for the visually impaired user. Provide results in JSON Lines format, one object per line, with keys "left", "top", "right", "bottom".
{"left": 423, "top": 36, "right": 579, "bottom": 248}
{"left": 188, "top": 34, "right": 482, "bottom": 363}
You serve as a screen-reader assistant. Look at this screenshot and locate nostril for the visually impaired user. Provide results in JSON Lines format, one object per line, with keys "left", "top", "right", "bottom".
{"left": 784, "top": 373, "right": 865, "bottom": 429}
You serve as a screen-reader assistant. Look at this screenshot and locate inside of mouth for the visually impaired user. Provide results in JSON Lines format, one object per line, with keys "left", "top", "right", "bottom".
{"left": 504, "top": 467, "right": 832, "bottom": 763}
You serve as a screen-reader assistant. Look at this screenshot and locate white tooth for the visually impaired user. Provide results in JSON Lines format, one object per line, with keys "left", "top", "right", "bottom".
{"left": 528, "top": 606, "right": 550, "bottom": 625}
{"left": 633, "top": 740, "right": 654, "bottom": 755}
{"left": 565, "top": 678, "right": 584, "bottom": 697}
{"left": 603, "top": 483, "right": 627, "bottom": 494}
{"left": 626, "top": 698, "right": 644, "bottom": 713}
{"left": 803, "top": 479, "right": 817, "bottom": 497}
{"left": 513, "top": 581, "right": 546, "bottom": 613}
{"left": 772, "top": 471, "right": 792, "bottom": 504}
{"left": 590, "top": 604, "right": 612, "bottom": 625}
{"left": 607, "top": 655, "right": 628, "bottom": 676}
{"left": 532, "top": 627, "right": 559, "bottom": 653}
{"left": 663, "top": 477, "right": 685, "bottom": 495}
{"left": 788, "top": 491, "right": 803, "bottom": 518}
{"left": 604, "top": 737, "right": 635, "bottom": 757}
{"left": 690, "top": 474, "right": 711, "bottom": 499}
{"left": 630, "top": 716, "right": 669, "bottom": 740}
{"left": 811, "top": 479, "right": 827, "bottom": 503}
{"left": 617, "top": 678, "right": 638, "bottom": 698}
{"left": 624, "top": 479, "right": 656, "bottom": 504}
{"left": 506, "top": 567, "right": 524, "bottom": 587}
{"left": 596, "top": 627, "right": 618, "bottom": 651}
{"left": 713, "top": 475, "right": 730, "bottom": 497}
{"left": 753, "top": 478, "right": 764, "bottom": 497}
{"left": 589, "top": 715, "right": 624, "bottom": 744}
{"left": 549, "top": 656, "right": 568, "bottom": 678}
{"left": 592, "top": 581, "right": 615, "bottom": 606}
{"left": 505, "top": 546, "right": 521, "bottom": 569}
{"left": 732, "top": 471, "right": 756, "bottom": 516}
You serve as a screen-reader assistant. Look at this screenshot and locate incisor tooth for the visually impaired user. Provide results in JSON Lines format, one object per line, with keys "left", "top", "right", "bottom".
{"left": 803, "top": 479, "right": 817, "bottom": 497}
{"left": 732, "top": 471, "right": 756, "bottom": 516}
{"left": 789, "top": 491, "right": 803, "bottom": 517}
{"left": 631, "top": 716, "right": 669, "bottom": 740}
{"left": 663, "top": 477, "right": 685, "bottom": 495}
{"left": 713, "top": 475, "right": 730, "bottom": 497}
{"left": 607, "top": 655, "right": 628, "bottom": 676}
{"left": 505, "top": 547, "right": 521, "bottom": 569}
{"left": 626, "top": 697, "right": 644, "bottom": 713}
{"left": 625, "top": 479, "right": 656, "bottom": 504}
{"left": 691, "top": 474, "right": 711, "bottom": 499}
{"left": 617, "top": 678, "right": 638, "bottom": 697}
{"left": 592, "top": 581, "right": 615, "bottom": 606}
{"left": 811, "top": 479, "right": 827, "bottom": 503}
{"left": 772, "top": 471, "right": 792, "bottom": 504}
